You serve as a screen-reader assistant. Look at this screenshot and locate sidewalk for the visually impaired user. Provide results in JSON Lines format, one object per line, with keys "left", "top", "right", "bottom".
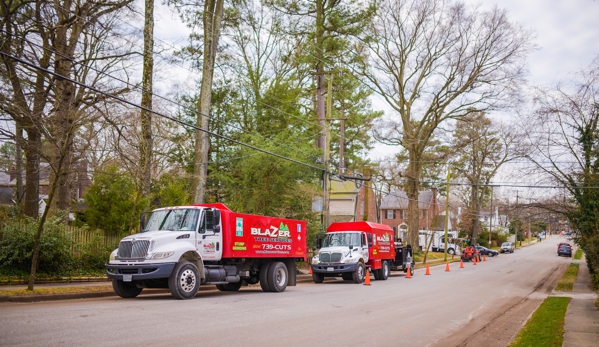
{"left": 551, "top": 259, "right": 599, "bottom": 346}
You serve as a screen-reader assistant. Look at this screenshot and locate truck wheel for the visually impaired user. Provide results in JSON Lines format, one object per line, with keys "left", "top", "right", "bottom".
{"left": 216, "top": 281, "right": 242, "bottom": 291}
{"left": 168, "top": 261, "right": 200, "bottom": 300}
{"left": 267, "top": 262, "right": 288, "bottom": 292}
{"left": 448, "top": 248, "right": 455, "bottom": 255}
{"left": 352, "top": 262, "right": 365, "bottom": 284}
{"left": 381, "top": 261, "right": 389, "bottom": 280}
{"left": 112, "top": 279, "right": 143, "bottom": 298}
{"left": 373, "top": 267, "right": 381, "bottom": 280}
{"left": 259, "top": 262, "right": 272, "bottom": 292}
{"left": 312, "top": 272, "right": 325, "bottom": 283}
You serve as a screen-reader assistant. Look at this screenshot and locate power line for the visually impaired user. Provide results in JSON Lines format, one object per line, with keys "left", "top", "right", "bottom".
{"left": 0, "top": 28, "right": 324, "bottom": 164}
{"left": 0, "top": 50, "right": 326, "bottom": 173}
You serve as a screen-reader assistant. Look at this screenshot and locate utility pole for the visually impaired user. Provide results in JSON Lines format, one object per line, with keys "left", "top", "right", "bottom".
{"left": 339, "top": 102, "right": 345, "bottom": 173}
{"left": 515, "top": 190, "right": 519, "bottom": 246}
{"left": 489, "top": 185, "right": 494, "bottom": 247}
{"left": 443, "top": 168, "right": 451, "bottom": 262}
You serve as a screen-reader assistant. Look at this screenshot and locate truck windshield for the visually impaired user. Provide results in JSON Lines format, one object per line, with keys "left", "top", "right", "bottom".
{"left": 322, "top": 233, "right": 361, "bottom": 247}
{"left": 143, "top": 209, "right": 200, "bottom": 232}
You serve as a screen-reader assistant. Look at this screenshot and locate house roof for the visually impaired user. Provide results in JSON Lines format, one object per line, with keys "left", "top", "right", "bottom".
{"left": 380, "top": 190, "right": 434, "bottom": 210}
{"left": 329, "top": 179, "right": 359, "bottom": 199}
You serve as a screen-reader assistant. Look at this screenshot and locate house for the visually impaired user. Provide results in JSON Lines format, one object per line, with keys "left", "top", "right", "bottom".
{"left": 313, "top": 178, "right": 377, "bottom": 227}
{"left": 0, "top": 172, "right": 13, "bottom": 206}
{"left": 379, "top": 188, "right": 440, "bottom": 241}
{"left": 7, "top": 159, "right": 92, "bottom": 216}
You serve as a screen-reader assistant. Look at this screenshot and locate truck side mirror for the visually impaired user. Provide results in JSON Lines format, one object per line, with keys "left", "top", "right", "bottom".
{"left": 316, "top": 235, "right": 322, "bottom": 249}
{"left": 214, "top": 210, "right": 221, "bottom": 226}
{"left": 139, "top": 211, "right": 152, "bottom": 232}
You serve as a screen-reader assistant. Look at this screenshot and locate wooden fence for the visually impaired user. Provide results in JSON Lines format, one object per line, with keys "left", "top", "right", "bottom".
{"left": 0, "top": 221, "right": 122, "bottom": 258}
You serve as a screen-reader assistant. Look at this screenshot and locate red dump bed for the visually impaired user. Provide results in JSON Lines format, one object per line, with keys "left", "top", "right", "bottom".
{"left": 200, "top": 204, "right": 307, "bottom": 260}
{"left": 327, "top": 221, "right": 395, "bottom": 265}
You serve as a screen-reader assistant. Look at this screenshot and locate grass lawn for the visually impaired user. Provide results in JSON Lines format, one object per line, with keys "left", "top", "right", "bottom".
{"left": 509, "top": 297, "right": 571, "bottom": 347}
{"left": 555, "top": 263, "right": 579, "bottom": 292}
{"left": 0, "top": 286, "right": 111, "bottom": 297}
{"left": 573, "top": 249, "right": 583, "bottom": 260}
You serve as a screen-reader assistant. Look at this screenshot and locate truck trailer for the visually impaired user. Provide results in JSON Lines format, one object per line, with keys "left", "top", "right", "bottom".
{"left": 311, "top": 221, "right": 396, "bottom": 283}
{"left": 106, "top": 203, "right": 307, "bottom": 299}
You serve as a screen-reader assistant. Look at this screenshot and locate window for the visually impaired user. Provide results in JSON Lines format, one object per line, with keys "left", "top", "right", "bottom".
{"left": 400, "top": 210, "right": 407, "bottom": 219}
{"left": 385, "top": 210, "right": 396, "bottom": 219}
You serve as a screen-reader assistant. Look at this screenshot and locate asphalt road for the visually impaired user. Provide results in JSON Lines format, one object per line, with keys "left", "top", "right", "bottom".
{"left": 0, "top": 236, "right": 571, "bottom": 347}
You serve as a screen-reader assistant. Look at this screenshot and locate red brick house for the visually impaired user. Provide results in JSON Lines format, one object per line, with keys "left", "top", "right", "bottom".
{"left": 380, "top": 188, "right": 440, "bottom": 240}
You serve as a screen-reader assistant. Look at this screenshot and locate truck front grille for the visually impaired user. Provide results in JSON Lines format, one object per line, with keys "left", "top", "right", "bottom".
{"left": 319, "top": 252, "right": 342, "bottom": 263}
{"left": 117, "top": 240, "right": 151, "bottom": 259}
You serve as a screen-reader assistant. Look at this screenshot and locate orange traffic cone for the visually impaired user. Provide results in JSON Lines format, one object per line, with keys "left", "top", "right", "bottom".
{"left": 425, "top": 265, "right": 431, "bottom": 275}
{"left": 406, "top": 267, "right": 412, "bottom": 279}
{"left": 363, "top": 268, "right": 371, "bottom": 286}
{"left": 460, "top": 260, "right": 464, "bottom": 268}
{"left": 483, "top": 254, "right": 487, "bottom": 261}
{"left": 473, "top": 256, "right": 477, "bottom": 265}
{"left": 309, "top": 266, "right": 312, "bottom": 274}
{"left": 445, "top": 262, "right": 450, "bottom": 272}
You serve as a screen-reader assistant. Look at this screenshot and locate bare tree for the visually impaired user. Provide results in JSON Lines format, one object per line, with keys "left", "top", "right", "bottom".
{"left": 451, "top": 112, "right": 522, "bottom": 244}
{"left": 192, "top": 0, "right": 224, "bottom": 203}
{"left": 139, "top": 0, "right": 154, "bottom": 197}
{"left": 358, "top": 0, "right": 533, "bottom": 246}
{"left": 526, "top": 57, "right": 599, "bottom": 279}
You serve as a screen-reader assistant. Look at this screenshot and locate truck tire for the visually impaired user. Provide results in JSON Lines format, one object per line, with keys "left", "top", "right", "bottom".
{"left": 352, "top": 262, "right": 365, "bottom": 284}
{"left": 448, "top": 248, "right": 455, "bottom": 255}
{"left": 373, "top": 267, "right": 381, "bottom": 280}
{"left": 216, "top": 281, "right": 242, "bottom": 291}
{"left": 266, "top": 262, "right": 288, "bottom": 292}
{"left": 381, "top": 261, "right": 389, "bottom": 280}
{"left": 112, "top": 279, "right": 143, "bottom": 298}
{"left": 168, "top": 261, "right": 200, "bottom": 300}
{"left": 259, "top": 262, "right": 272, "bottom": 292}
{"left": 312, "top": 272, "right": 325, "bottom": 283}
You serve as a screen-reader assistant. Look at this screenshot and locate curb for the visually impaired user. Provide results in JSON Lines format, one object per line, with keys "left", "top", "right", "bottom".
{"left": 0, "top": 275, "right": 317, "bottom": 303}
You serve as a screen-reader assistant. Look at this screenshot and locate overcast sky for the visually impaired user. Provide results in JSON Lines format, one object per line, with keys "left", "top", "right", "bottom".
{"left": 370, "top": 0, "right": 599, "bottom": 161}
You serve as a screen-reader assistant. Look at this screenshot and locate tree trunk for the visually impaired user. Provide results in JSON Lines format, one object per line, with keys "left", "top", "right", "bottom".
{"left": 23, "top": 127, "right": 41, "bottom": 218}
{"left": 192, "top": 0, "right": 224, "bottom": 203}
{"left": 405, "top": 147, "right": 422, "bottom": 248}
{"left": 139, "top": 0, "right": 154, "bottom": 197}
{"left": 315, "top": 0, "right": 325, "bottom": 155}
{"left": 471, "top": 185, "right": 481, "bottom": 245}
{"left": 15, "top": 124, "right": 24, "bottom": 206}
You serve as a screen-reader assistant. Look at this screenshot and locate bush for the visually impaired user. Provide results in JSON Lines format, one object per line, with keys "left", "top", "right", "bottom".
{"left": 84, "top": 165, "right": 147, "bottom": 235}
{"left": 78, "top": 234, "right": 114, "bottom": 270}
{"left": 0, "top": 216, "right": 74, "bottom": 274}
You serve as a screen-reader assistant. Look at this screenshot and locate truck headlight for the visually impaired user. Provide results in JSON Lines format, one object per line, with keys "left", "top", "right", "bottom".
{"left": 109, "top": 249, "right": 118, "bottom": 261}
{"left": 149, "top": 251, "right": 175, "bottom": 260}
{"left": 312, "top": 255, "right": 319, "bottom": 264}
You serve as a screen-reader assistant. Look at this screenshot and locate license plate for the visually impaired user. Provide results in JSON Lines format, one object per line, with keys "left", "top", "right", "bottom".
{"left": 327, "top": 267, "right": 334, "bottom": 272}
{"left": 123, "top": 275, "right": 132, "bottom": 282}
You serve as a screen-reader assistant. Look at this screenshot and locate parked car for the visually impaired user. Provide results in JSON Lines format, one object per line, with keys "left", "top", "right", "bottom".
{"left": 500, "top": 242, "right": 515, "bottom": 253}
{"left": 474, "top": 246, "right": 499, "bottom": 257}
{"left": 557, "top": 242, "right": 571, "bottom": 254}
{"left": 558, "top": 244, "right": 572, "bottom": 257}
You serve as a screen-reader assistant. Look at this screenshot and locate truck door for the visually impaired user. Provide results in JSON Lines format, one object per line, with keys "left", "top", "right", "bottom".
{"left": 198, "top": 209, "right": 223, "bottom": 261}
{"left": 362, "top": 232, "right": 369, "bottom": 262}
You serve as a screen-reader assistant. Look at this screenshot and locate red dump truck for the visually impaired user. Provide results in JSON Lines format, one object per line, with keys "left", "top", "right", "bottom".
{"left": 310, "top": 221, "right": 396, "bottom": 283}
{"left": 106, "top": 203, "right": 307, "bottom": 299}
